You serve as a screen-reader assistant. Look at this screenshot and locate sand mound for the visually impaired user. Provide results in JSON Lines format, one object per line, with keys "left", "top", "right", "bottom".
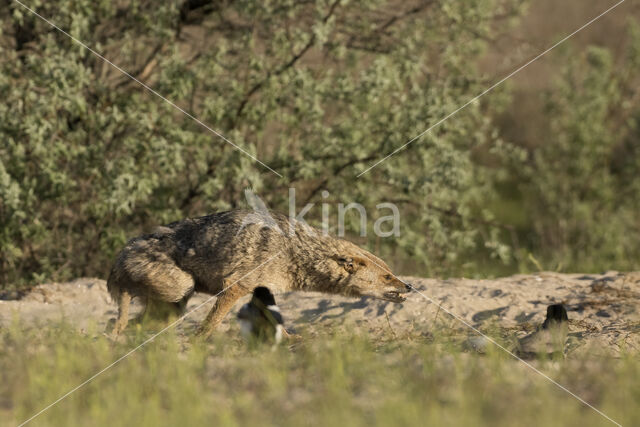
{"left": 1, "top": 272, "right": 638, "bottom": 354}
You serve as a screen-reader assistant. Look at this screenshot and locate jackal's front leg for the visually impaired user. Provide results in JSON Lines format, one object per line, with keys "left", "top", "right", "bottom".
{"left": 196, "top": 284, "right": 248, "bottom": 338}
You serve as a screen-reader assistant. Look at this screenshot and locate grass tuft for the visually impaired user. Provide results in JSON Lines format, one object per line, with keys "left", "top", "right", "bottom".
{"left": 0, "top": 320, "right": 638, "bottom": 426}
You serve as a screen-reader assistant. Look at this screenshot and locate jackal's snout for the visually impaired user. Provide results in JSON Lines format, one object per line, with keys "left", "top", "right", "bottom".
{"left": 390, "top": 275, "right": 412, "bottom": 293}
{"left": 379, "top": 275, "right": 411, "bottom": 302}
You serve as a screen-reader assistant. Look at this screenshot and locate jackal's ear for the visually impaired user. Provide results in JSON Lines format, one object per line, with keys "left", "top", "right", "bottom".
{"left": 335, "top": 256, "right": 355, "bottom": 273}
{"left": 335, "top": 256, "right": 367, "bottom": 273}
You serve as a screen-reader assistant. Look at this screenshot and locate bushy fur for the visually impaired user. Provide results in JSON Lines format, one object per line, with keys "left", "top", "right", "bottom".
{"left": 107, "top": 210, "right": 409, "bottom": 336}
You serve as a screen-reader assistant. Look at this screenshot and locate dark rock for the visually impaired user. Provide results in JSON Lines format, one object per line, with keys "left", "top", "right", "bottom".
{"left": 472, "top": 306, "right": 508, "bottom": 323}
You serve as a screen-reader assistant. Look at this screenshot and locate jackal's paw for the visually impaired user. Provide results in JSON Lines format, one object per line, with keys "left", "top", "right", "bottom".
{"left": 282, "top": 328, "right": 303, "bottom": 342}
{"left": 104, "top": 331, "right": 126, "bottom": 343}
{"left": 193, "top": 326, "right": 213, "bottom": 340}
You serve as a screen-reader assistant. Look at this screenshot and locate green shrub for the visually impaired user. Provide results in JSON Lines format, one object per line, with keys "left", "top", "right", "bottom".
{"left": 1, "top": 1, "right": 639, "bottom": 288}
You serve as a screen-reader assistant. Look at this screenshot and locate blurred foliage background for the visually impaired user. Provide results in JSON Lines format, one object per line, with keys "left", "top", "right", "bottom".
{"left": 1, "top": 0, "right": 639, "bottom": 288}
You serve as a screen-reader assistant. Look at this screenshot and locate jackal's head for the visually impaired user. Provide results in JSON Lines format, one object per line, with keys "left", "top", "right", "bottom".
{"left": 331, "top": 251, "right": 411, "bottom": 303}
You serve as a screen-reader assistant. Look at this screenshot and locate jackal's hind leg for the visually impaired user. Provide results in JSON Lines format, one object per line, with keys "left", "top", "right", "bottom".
{"left": 112, "top": 289, "right": 132, "bottom": 337}
{"left": 196, "top": 284, "right": 248, "bottom": 338}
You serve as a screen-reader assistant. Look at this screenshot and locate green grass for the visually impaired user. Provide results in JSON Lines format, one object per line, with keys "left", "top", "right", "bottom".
{"left": 1, "top": 320, "right": 638, "bottom": 427}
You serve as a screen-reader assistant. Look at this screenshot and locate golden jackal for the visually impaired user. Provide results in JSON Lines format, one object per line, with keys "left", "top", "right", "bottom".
{"left": 107, "top": 210, "right": 409, "bottom": 337}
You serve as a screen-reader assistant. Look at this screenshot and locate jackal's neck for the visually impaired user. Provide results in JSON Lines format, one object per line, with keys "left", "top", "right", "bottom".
{"left": 288, "top": 230, "right": 347, "bottom": 293}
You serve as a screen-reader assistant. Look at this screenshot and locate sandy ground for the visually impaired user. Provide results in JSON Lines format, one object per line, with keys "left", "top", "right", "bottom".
{"left": 1, "top": 272, "right": 638, "bottom": 355}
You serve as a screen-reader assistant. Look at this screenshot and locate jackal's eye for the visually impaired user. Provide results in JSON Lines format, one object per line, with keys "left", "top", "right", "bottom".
{"left": 384, "top": 274, "right": 393, "bottom": 281}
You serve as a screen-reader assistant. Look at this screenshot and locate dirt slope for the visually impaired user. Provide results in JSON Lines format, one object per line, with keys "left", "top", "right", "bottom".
{"left": 1, "top": 272, "right": 638, "bottom": 354}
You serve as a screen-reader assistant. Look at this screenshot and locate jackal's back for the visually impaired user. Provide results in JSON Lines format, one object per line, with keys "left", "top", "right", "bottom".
{"left": 107, "top": 210, "right": 293, "bottom": 300}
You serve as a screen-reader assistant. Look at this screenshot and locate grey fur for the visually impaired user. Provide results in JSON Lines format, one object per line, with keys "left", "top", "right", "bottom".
{"left": 107, "top": 210, "right": 409, "bottom": 336}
